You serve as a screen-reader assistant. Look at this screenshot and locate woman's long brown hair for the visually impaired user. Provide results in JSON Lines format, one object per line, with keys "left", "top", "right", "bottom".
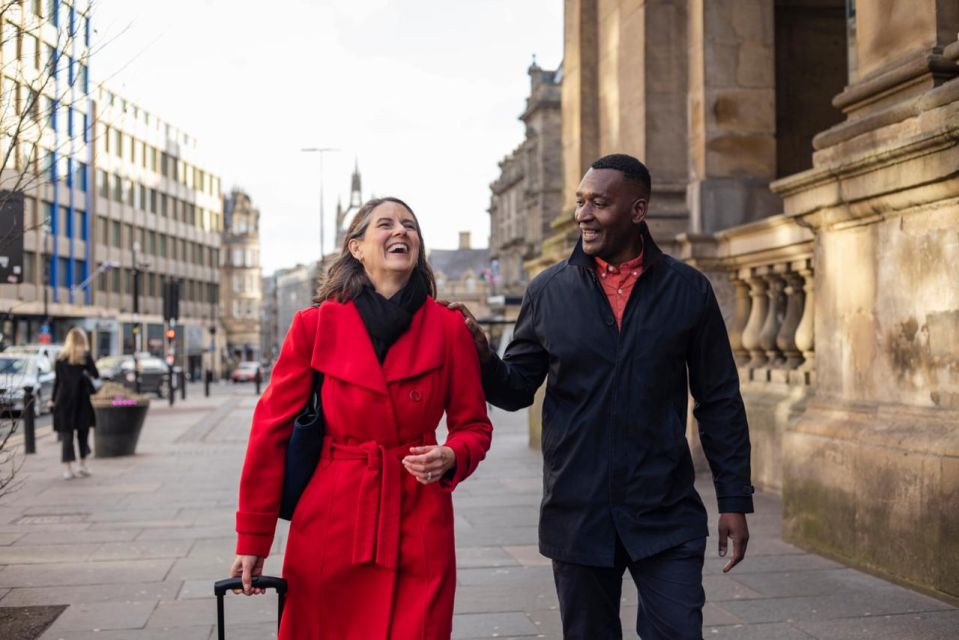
{"left": 313, "top": 197, "right": 437, "bottom": 304}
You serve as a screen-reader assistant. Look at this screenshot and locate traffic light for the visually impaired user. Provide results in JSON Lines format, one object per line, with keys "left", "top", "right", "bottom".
{"left": 166, "top": 327, "right": 176, "bottom": 344}
{"left": 163, "top": 280, "right": 180, "bottom": 321}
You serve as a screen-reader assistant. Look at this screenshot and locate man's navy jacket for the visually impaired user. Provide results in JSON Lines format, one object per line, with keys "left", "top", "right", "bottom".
{"left": 481, "top": 223, "right": 754, "bottom": 567}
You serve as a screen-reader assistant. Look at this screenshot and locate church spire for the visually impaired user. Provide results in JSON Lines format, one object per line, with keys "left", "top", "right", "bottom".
{"left": 350, "top": 157, "right": 362, "bottom": 207}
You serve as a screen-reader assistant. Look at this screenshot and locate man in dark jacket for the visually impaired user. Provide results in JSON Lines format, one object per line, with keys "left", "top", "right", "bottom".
{"left": 450, "top": 154, "right": 753, "bottom": 639}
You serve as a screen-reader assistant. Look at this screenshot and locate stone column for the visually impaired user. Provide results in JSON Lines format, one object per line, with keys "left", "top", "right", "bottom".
{"left": 776, "top": 267, "right": 805, "bottom": 369}
{"left": 793, "top": 261, "right": 815, "bottom": 373}
{"left": 686, "top": 0, "right": 781, "bottom": 233}
{"left": 741, "top": 270, "right": 768, "bottom": 368}
{"left": 759, "top": 269, "right": 786, "bottom": 367}
{"left": 728, "top": 270, "right": 751, "bottom": 366}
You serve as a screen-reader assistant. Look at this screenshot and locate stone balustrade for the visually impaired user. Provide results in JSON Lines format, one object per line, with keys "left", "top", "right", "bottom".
{"left": 678, "top": 213, "right": 815, "bottom": 387}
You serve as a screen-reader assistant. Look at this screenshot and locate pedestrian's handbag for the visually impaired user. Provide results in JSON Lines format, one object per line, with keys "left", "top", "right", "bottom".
{"left": 279, "top": 370, "right": 325, "bottom": 521}
{"left": 83, "top": 370, "right": 103, "bottom": 393}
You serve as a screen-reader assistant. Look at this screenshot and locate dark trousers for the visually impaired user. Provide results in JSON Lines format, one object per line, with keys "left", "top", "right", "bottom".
{"left": 552, "top": 536, "right": 707, "bottom": 640}
{"left": 61, "top": 427, "right": 91, "bottom": 463}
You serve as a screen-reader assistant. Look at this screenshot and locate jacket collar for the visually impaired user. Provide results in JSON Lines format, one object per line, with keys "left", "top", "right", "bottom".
{"left": 569, "top": 221, "right": 663, "bottom": 272}
{"left": 310, "top": 297, "right": 444, "bottom": 396}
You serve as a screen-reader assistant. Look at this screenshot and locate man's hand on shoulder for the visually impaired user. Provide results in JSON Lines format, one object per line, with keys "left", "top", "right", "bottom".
{"left": 718, "top": 512, "right": 749, "bottom": 573}
{"left": 436, "top": 299, "right": 493, "bottom": 364}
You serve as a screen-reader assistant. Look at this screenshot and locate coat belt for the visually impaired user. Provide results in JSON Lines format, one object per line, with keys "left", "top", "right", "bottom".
{"left": 324, "top": 435, "right": 431, "bottom": 570}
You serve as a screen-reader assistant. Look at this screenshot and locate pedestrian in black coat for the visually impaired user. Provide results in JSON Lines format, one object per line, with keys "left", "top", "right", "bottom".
{"left": 448, "top": 154, "right": 753, "bottom": 639}
{"left": 51, "top": 327, "right": 99, "bottom": 479}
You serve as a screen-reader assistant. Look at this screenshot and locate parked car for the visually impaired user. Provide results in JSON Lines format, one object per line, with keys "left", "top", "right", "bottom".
{"left": 96, "top": 354, "right": 168, "bottom": 397}
{"left": 231, "top": 361, "right": 261, "bottom": 383}
{"left": 3, "top": 343, "right": 64, "bottom": 368}
{"left": 0, "top": 353, "right": 56, "bottom": 417}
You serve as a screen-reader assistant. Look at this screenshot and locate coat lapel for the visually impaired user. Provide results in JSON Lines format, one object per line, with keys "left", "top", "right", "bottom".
{"left": 310, "top": 300, "right": 388, "bottom": 395}
{"left": 308, "top": 298, "right": 445, "bottom": 394}
{"left": 382, "top": 299, "right": 444, "bottom": 383}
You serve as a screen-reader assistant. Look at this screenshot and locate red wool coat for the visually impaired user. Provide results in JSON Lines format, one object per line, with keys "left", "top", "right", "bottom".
{"left": 235, "top": 298, "right": 493, "bottom": 639}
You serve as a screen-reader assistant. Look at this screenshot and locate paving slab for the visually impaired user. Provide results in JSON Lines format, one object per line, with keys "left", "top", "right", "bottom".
{"left": 0, "top": 382, "right": 954, "bottom": 639}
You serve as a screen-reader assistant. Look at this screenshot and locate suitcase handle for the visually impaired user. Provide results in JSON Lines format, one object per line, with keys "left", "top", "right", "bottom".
{"left": 214, "top": 576, "right": 287, "bottom": 596}
{"left": 214, "top": 576, "right": 287, "bottom": 639}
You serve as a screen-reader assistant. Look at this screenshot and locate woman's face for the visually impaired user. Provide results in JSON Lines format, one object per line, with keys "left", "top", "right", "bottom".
{"left": 349, "top": 201, "right": 421, "bottom": 285}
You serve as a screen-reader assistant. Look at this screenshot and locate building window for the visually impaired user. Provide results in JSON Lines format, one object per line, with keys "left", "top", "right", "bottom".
{"left": 99, "top": 216, "right": 108, "bottom": 245}
{"left": 158, "top": 193, "right": 166, "bottom": 216}
{"left": 232, "top": 248, "right": 242, "bottom": 267}
{"left": 23, "top": 251, "right": 35, "bottom": 284}
{"left": 58, "top": 257, "right": 69, "bottom": 287}
{"left": 159, "top": 234, "right": 166, "bottom": 257}
{"left": 148, "top": 188, "right": 156, "bottom": 213}
{"left": 96, "top": 169, "right": 107, "bottom": 197}
{"left": 132, "top": 181, "right": 141, "bottom": 209}
{"left": 147, "top": 230, "right": 156, "bottom": 255}
{"left": 74, "top": 210, "right": 86, "bottom": 241}
{"left": 114, "top": 129, "right": 122, "bottom": 158}
{"left": 124, "top": 224, "right": 133, "bottom": 249}
{"left": 111, "top": 220, "right": 120, "bottom": 247}
{"left": 111, "top": 268, "right": 120, "bottom": 293}
{"left": 111, "top": 174, "right": 121, "bottom": 202}
{"left": 75, "top": 161, "right": 87, "bottom": 191}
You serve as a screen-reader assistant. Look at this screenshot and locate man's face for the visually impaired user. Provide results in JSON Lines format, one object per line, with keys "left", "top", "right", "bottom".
{"left": 574, "top": 168, "right": 648, "bottom": 264}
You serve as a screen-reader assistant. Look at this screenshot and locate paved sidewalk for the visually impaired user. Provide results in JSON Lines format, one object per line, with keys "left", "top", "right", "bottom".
{"left": 0, "top": 383, "right": 956, "bottom": 639}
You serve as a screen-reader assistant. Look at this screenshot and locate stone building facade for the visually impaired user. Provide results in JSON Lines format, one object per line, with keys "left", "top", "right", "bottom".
{"left": 429, "top": 232, "right": 490, "bottom": 322}
{"left": 489, "top": 63, "right": 563, "bottom": 302}
{"left": 533, "top": 0, "right": 959, "bottom": 600}
{"left": 221, "top": 189, "right": 262, "bottom": 366}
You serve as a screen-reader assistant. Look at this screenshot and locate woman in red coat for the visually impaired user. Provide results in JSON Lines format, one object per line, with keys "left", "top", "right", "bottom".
{"left": 230, "top": 197, "right": 493, "bottom": 639}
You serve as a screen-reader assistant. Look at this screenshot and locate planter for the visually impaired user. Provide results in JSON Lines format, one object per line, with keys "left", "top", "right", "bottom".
{"left": 93, "top": 403, "right": 150, "bottom": 457}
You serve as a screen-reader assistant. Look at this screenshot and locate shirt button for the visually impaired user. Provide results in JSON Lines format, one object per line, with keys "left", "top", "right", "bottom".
{"left": 632, "top": 271, "right": 637, "bottom": 276}
{"left": 617, "top": 288, "right": 623, "bottom": 294}
{"left": 607, "top": 265, "right": 615, "bottom": 272}
{"left": 409, "top": 390, "right": 422, "bottom": 402}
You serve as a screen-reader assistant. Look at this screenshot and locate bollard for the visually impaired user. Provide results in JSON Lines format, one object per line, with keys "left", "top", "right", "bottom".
{"left": 205, "top": 369, "right": 212, "bottom": 397}
{"left": 180, "top": 370, "right": 186, "bottom": 400}
{"left": 255, "top": 369, "right": 262, "bottom": 396}
{"left": 22, "top": 385, "right": 36, "bottom": 454}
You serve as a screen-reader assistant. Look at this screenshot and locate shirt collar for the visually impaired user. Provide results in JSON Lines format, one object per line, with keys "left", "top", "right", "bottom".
{"left": 594, "top": 247, "right": 645, "bottom": 275}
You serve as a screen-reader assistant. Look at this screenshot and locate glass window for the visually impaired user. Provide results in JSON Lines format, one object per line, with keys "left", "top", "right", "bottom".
{"left": 124, "top": 223, "right": 133, "bottom": 249}
{"left": 111, "top": 174, "right": 121, "bottom": 202}
{"left": 58, "top": 257, "right": 69, "bottom": 287}
{"left": 22, "top": 33, "right": 38, "bottom": 70}
{"left": 23, "top": 251, "right": 35, "bottom": 284}
{"left": 75, "top": 161, "right": 87, "bottom": 191}
{"left": 111, "top": 220, "right": 120, "bottom": 247}
{"left": 158, "top": 193, "right": 166, "bottom": 217}
{"left": 96, "top": 169, "right": 107, "bottom": 197}
{"left": 148, "top": 188, "right": 156, "bottom": 213}
{"left": 159, "top": 235, "right": 166, "bottom": 257}
{"left": 111, "top": 268, "right": 120, "bottom": 293}
{"left": 58, "top": 206, "right": 68, "bottom": 236}
{"left": 99, "top": 216, "right": 108, "bottom": 245}
{"left": 132, "top": 182, "right": 141, "bottom": 209}
{"left": 74, "top": 210, "right": 86, "bottom": 241}
{"left": 123, "top": 179, "right": 132, "bottom": 204}
{"left": 114, "top": 129, "right": 122, "bottom": 158}
{"left": 147, "top": 230, "right": 156, "bottom": 255}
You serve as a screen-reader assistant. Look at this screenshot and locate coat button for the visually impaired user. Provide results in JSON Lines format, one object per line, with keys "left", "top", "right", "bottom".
{"left": 409, "top": 390, "right": 422, "bottom": 402}
{"left": 605, "top": 316, "right": 615, "bottom": 326}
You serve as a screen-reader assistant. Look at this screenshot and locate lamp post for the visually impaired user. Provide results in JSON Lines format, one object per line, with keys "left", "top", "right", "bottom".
{"left": 300, "top": 147, "right": 338, "bottom": 258}
{"left": 131, "top": 241, "right": 150, "bottom": 393}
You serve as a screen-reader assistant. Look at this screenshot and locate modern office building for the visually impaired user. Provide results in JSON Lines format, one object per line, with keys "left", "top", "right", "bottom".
{"left": 0, "top": 0, "right": 94, "bottom": 346}
{"left": 90, "top": 86, "right": 224, "bottom": 377}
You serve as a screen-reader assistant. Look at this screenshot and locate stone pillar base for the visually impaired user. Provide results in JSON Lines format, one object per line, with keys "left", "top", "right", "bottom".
{"left": 783, "top": 401, "right": 959, "bottom": 600}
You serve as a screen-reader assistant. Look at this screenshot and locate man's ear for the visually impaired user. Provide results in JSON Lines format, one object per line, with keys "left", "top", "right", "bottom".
{"left": 631, "top": 197, "right": 649, "bottom": 225}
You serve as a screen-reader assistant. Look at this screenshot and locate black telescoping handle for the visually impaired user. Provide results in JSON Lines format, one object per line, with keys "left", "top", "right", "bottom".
{"left": 214, "top": 576, "right": 287, "bottom": 640}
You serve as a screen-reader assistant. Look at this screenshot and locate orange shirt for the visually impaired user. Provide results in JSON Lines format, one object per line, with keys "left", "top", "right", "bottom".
{"left": 594, "top": 252, "right": 645, "bottom": 329}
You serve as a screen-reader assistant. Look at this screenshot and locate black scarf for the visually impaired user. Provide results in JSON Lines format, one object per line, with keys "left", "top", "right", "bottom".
{"left": 353, "top": 272, "right": 429, "bottom": 363}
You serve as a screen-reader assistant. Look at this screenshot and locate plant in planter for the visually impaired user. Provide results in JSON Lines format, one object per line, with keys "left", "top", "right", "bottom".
{"left": 90, "top": 382, "right": 151, "bottom": 457}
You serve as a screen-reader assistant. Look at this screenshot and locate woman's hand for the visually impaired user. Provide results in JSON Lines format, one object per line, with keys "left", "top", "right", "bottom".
{"left": 229, "top": 554, "right": 265, "bottom": 595}
{"left": 402, "top": 445, "right": 456, "bottom": 484}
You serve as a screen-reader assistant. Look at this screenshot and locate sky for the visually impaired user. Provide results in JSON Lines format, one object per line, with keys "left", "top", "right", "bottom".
{"left": 89, "top": 0, "right": 564, "bottom": 273}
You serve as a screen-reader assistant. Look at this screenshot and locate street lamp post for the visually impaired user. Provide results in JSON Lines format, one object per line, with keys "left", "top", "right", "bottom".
{"left": 131, "top": 241, "right": 150, "bottom": 393}
{"left": 300, "top": 147, "right": 339, "bottom": 258}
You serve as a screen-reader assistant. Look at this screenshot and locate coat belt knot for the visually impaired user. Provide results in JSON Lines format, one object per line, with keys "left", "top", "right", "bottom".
{"left": 326, "top": 436, "right": 425, "bottom": 570}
